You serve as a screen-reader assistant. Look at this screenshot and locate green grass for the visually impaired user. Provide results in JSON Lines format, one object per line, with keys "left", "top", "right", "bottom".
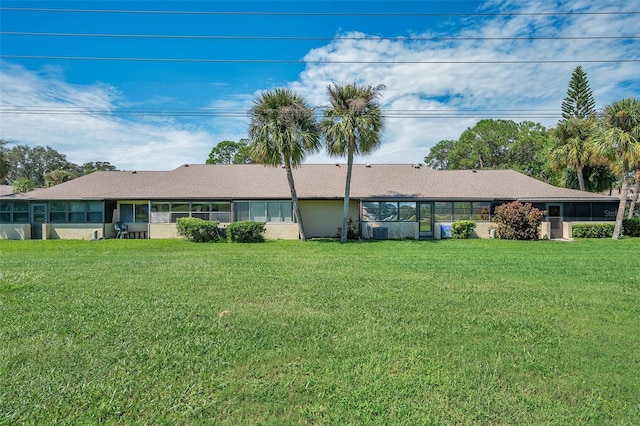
{"left": 1, "top": 238, "right": 639, "bottom": 424}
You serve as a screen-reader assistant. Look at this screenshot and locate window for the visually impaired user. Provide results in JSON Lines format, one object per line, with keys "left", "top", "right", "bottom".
{"left": 399, "top": 202, "right": 417, "bottom": 221}
{"left": 472, "top": 202, "right": 491, "bottom": 221}
{"left": 234, "top": 201, "right": 293, "bottom": 223}
{"left": 120, "top": 203, "right": 149, "bottom": 223}
{"left": 38, "top": 201, "right": 105, "bottom": 223}
{"left": 434, "top": 202, "right": 452, "bottom": 221}
{"left": 211, "top": 202, "right": 231, "bottom": 222}
{"left": 362, "top": 201, "right": 416, "bottom": 222}
{"left": 453, "top": 202, "right": 472, "bottom": 221}
{"left": 362, "top": 202, "right": 380, "bottom": 221}
{"left": 0, "top": 202, "right": 29, "bottom": 223}
{"left": 149, "top": 201, "right": 232, "bottom": 223}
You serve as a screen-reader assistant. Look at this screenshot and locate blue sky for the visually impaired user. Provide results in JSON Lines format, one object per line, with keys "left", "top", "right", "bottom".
{"left": 1, "top": 0, "right": 639, "bottom": 171}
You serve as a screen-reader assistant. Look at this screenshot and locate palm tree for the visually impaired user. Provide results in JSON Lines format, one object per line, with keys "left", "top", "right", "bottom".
{"left": 321, "top": 82, "right": 385, "bottom": 242}
{"left": 248, "top": 88, "right": 320, "bottom": 241}
{"left": 591, "top": 98, "right": 640, "bottom": 239}
{"left": 549, "top": 118, "right": 594, "bottom": 191}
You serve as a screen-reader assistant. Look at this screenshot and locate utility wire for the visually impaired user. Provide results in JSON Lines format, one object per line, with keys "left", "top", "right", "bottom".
{"left": 2, "top": 31, "right": 638, "bottom": 41}
{"left": 1, "top": 55, "right": 637, "bottom": 64}
{"left": 0, "top": 106, "right": 562, "bottom": 119}
{"left": 1, "top": 7, "right": 639, "bottom": 16}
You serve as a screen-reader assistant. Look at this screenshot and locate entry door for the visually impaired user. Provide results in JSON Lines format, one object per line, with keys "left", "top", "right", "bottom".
{"left": 548, "top": 204, "right": 563, "bottom": 239}
{"left": 418, "top": 202, "right": 433, "bottom": 238}
{"left": 31, "top": 203, "right": 47, "bottom": 239}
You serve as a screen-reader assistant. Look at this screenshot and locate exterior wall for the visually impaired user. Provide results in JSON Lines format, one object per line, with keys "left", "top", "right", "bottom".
{"left": 361, "top": 222, "right": 419, "bottom": 240}
{"left": 539, "top": 222, "right": 552, "bottom": 239}
{"left": 264, "top": 223, "right": 299, "bottom": 240}
{"left": 149, "top": 223, "right": 180, "bottom": 239}
{"left": 43, "top": 224, "right": 104, "bottom": 240}
{"left": 0, "top": 224, "right": 30, "bottom": 240}
{"left": 299, "top": 200, "right": 358, "bottom": 238}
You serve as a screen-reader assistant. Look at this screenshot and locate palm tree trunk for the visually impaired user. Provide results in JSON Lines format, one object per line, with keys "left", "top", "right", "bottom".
{"left": 284, "top": 160, "right": 307, "bottom": 241}
{"left": 341, "top": 149, "right": 355, "bottom": 243}
{"left": 577, "top": 165, "right": 586, "bottom": 192}
{"left": 612, "top": 164, "right": 629, "bottom": 240}
{"left": 628, "top": 166, "right": 640, "bottom": 219}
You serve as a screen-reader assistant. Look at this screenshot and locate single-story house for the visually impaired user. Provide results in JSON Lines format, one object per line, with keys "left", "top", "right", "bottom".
{"left": 0, "top": 163, "right": 620, "bottom": 240}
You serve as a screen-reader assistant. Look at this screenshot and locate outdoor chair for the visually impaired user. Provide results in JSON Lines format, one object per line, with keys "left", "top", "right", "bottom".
{"left": 114, "top": 222, "right": 129, "bottom": 239}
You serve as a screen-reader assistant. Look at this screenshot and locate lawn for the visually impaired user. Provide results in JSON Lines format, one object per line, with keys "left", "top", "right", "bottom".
{"left": 1, "top": 238, "right": 639, "bottom": 424}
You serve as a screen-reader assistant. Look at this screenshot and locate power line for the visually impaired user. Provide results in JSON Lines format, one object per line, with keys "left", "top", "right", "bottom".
{"left": 1, "top": 55, "right": 637, "bottom": 64}
{"left": 1, "top": 7, "right": 639, "bottom": 16}
{"left": 0, "top": 106, "right": 562, "bottom": 120}
{"left": 2, "top": 31, "right": 638, "bottom": 42}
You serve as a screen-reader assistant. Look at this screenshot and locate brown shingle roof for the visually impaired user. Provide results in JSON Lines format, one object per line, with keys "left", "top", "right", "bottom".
{"left": 1, "top": 164, "right": 618, "bottom": 202}
{"left": 0, "top": 185, "right": 14, "bottom": 196}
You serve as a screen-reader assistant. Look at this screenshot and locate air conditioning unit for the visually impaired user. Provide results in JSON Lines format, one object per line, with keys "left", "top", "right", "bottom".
{"left": 372, "top": 227, "right": 388, "bottom": 240}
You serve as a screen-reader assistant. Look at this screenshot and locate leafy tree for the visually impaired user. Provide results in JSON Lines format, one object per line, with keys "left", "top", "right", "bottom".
{"left": 561, "top": 66, "right": 596, "bottom": 120}
{"left": 44, "top": 169, "right": 78, "bottom": 187}
{"left": 248, "top": 88, "right": 320, "bottom": 241}
{"left": 629, "top": 161, "right": 640, "bottom": 218}
{"left": 549, "top": 118, "right": 594, "bottom": 191}
{"left": 0, "top": 139, "right": 10, "bottom": 184}
{"left": 6, "top": 145, "right": 76, "bottom": 187}
{"left": 449, "top": 119, "right": 519, "bottom": 169}
{"left": 12, "top": 177, "right": 36, "bottom": 193}
{"left": 562, "top": 164, "right": 617, "bottom": 193}
{"left": 591, "top": 98, "right": 640, "bottom": 239}
{"left": 78, "top": 161, "right": 117, "bottom": 174}
{"left": 551, "top": 66, "right": 598, "bottom": 191}
{"left": 508, "top": 121, "right": 555, "bottom": 183}
{"left": 321, "top": 82, "right": 385, "bottom": 243}
{"left": 206, "top": 139, "right": 254, "bottom": 164}
{"left": 492, "top": 201, "right": 546, "bottom": 240}
{"left": 424, "top": 140, "right": 455, "bottom": 170}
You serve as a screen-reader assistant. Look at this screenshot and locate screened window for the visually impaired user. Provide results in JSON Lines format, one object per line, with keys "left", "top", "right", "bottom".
{"left": 0, "top": 202, "right": 30, "bottom": 223}
{"left": 362, "top": 201, "right": 415, "bottom": 222}
{"left": 453, "top": 202, "right": 472, "bottom": 221}
{"left": 398, "top": 202, "right": 417, "bottom": 221}
{"left": 234, "top": 201, "right": 293, "bottom": 223}
{"left": 149, "top": 201, "right": 232, "bottom": 223}
{"left": 472, "top": 202, "right": 491, "bottom": 221}
{"left": 433, "top": 201, "right": 492, "bottom": 221}
{"left": 434, "top": 202, "right": 452, "bottom": 221}
{"left": 44, "top": 202, "right": 104, "bottom": 223}
{"left": 119, "top": 203, "right": 149, "bottom": 223}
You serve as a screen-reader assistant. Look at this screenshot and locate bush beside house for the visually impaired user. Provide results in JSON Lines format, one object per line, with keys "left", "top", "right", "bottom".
{"left": 492, "top": 201, "right": 546, "bottom": 240}
{"left": 452, "top": 220, "right": 476, "bottom": 239}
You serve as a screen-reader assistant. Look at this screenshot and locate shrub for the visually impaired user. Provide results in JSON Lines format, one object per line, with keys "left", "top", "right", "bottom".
{"left": 176, "top": 217, "right": 224, "bottom": 243}
{"left": 452, "top": 220, "right": 476, "bottom": 239}
{"left": 572, "top": 223, "right": 615, "bottom": 238}
{"left": 492, "top": 201, "right": 546, "bottom": 240}
{"left": 335, "top": 217, "right": 360, "bottom": 240}
{"left": 227, "top": 221, "right": 266, "bottom": 243}
{"left": 622, "top": 218, "right": 640, "bottom": 237}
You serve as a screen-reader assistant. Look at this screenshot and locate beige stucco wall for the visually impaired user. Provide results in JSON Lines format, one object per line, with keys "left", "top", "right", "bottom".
{"left": 299, "top": 200, "right": 358, "bottom": 238}
{"left": 43, "top": 224, "right": 104, "bottom": 240}
{"left": 264, "top": 223, "right": 299, "bottom": 240}
{"left": 0, "top": 224, "right": 30, "bottom": 240}
{"left": 149, "top": 223, "right": 180, "bottom": 239}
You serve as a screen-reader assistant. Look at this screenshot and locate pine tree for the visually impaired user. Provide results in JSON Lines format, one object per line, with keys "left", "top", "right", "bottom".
{"left": 561, "top": 66, "right": 596, "bottom": 120}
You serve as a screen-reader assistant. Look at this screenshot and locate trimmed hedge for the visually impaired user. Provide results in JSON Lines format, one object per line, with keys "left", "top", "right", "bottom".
{"left": 227, "top": 221, "right": 266, "bottom": 243}
{"left": 622, "top": 218, "right": 640, "bottom": 237}
{"left": 452, "top": 220, "right": 476, "bottom": 239}
{"left": 176, "top": 217, "right": 224, "bottom": 242}
{"left": 572, "top": 223, "right": 614, "bottom": 238}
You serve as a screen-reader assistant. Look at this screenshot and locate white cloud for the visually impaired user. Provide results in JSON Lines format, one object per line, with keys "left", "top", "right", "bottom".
{"left": 0, "top": 63, "right": 217, "bottom": 170}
